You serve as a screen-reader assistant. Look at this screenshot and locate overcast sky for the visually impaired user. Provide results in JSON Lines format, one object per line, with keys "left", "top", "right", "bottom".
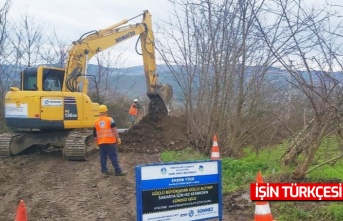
{"left": 8, "top": 0, "right": 173, "bottom": 66}
{"left": 7, "top": 0, "right": 340, "bottom": 68}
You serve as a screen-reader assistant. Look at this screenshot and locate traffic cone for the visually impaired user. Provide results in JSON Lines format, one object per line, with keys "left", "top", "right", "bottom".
{"left": 15, "top": 200, "right": 28, "bottom": 221}
{"left": 254, "top": 171, "right": 274, "bottom": 221}
{"left": 210, "top": 135, "right": 220, "bottom": 160}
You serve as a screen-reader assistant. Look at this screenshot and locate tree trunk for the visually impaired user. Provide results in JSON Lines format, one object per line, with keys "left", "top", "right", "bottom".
{"left": 282, "top": 119, "right": 314, "bottom": 166}
{"left": 292, "top": 143, "right": 320, "bottom": 179}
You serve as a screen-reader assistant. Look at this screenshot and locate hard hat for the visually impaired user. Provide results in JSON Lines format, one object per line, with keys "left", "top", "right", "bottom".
{"left": 134, "top": 99, "right": 138, "bottom": 102}
{"left": 99, "top": 105, "right": 108, "bottom": 113}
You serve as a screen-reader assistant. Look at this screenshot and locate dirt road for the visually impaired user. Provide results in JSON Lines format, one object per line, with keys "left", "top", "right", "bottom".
{"left": 0, "top": 150, "right": 252, "bottom": 221}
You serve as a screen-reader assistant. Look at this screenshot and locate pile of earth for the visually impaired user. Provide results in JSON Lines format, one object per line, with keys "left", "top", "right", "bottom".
{"left": 118, "top": 115, "right": 190, "bottom": 153}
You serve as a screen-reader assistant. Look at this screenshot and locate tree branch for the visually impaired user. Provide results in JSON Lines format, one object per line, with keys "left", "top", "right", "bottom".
{"left": 305, "top": 152, "right": 343, "bottom": 174}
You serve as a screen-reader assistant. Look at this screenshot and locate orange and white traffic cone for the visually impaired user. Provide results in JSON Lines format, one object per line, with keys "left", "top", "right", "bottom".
{"left": 210, "top": 135, "right": 220, "bottom": 160}
{"left": 254, "top": 171, "right": 274, "bottom": 221}
{"left": 15, "top": 200, "right": 28, "bottom": 221}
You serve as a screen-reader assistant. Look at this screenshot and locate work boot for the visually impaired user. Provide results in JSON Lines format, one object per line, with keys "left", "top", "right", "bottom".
{"left": 115, "top": 170, "right": 127, "bottom": 176}
{"left": 102, "top": 172, "right": 110, "bottom": 178}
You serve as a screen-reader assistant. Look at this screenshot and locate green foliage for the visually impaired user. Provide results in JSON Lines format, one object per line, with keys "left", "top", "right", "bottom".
{"left": 220, "top": 144, "right": 289, "bottom": 192}
{"left": 160, "top": 144, "right": 288, "bottom": 193}
{"left": 275, "top": 202, "right": 312, "bottom": 221}
{"left": 319, "top": 203, "right": 343, "bottom": 221}
{"left": 273, "top": 202, "right": 343, "bottom": 221}
{"left": 221, "top": 158, "right": 269, "bottom": 192}
{"left": 160, "top": 144, "right": 286, "bottom": 193}
{"left": 306, "top": 136, "right": 343, "bottom": 181}
{"left": 160, "top": 148, "right": 207, "bottom": 162}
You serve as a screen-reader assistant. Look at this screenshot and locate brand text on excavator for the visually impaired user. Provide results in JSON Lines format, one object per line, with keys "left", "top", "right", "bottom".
{"left": 115, "top": 31, "right": 136, "bottom": 43}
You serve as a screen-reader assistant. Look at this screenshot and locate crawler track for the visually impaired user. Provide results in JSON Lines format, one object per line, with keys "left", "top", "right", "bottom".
{"left": 0, "top": 133, "right": 21, "bottom": 157}
{"left": 0, "top": 130, "right": 97, "bottom": 161}
{"left": 64, "top": 130, "right": 97, "bottom": 161}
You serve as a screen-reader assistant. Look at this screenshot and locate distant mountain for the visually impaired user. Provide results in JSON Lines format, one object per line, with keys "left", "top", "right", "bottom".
{"left": 0, "top": 63, "right": 183, "bottom": 101}
{"left": 3, "top": 63, "right": 340, "bottom": 106}
{"left": 96, "top": 64, "right": 184, "bottom": 103}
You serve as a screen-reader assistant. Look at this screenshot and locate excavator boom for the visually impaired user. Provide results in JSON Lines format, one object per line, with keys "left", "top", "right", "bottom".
{"left": 64, "top": 10, "right": 172, "bottom": 114}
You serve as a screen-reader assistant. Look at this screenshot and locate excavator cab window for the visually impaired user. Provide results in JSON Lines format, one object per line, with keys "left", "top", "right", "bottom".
{"left": 42, "top": 68, "right": 64, "bottom": 91}
{"left": 22, "top": 68, "right": 38, "bottom": 91}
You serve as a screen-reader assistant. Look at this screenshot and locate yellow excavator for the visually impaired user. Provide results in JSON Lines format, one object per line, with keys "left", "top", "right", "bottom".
{"left": 0, "top": 10, "right": 173, "bottom": 160}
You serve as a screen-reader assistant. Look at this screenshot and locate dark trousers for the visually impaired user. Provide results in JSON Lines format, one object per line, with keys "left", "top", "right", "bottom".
{"left": 99, "top": 143, "right": 122, "bottom": 174}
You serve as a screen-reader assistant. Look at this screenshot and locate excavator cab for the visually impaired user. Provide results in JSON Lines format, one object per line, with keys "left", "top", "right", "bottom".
{"left": 6, "top": 67, "right": 67, "bottom": 130}
{"left": 21, "top": 67, "right": 65, "bottom": 92}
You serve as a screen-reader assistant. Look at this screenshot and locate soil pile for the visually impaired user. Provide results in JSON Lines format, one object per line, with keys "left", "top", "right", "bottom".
{"left": 119, "top": 115, "right": 190, "bottom": 153}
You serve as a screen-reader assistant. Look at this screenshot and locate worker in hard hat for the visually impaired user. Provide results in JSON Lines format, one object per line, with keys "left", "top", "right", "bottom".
{"left": 93, "top": 104, "right": 127, "bottom": 177}
{"left": 128, "top": 98, "right": 142, "bottom": 126}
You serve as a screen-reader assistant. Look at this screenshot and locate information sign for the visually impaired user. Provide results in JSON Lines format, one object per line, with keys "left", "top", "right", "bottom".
{"left": 136, "top": 160, "right": 222, "bottom": 221}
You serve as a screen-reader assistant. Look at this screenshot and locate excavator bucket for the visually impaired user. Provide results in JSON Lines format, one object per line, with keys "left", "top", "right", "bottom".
{"left": 147, "top": 84, "right": 173, "bottom": 117}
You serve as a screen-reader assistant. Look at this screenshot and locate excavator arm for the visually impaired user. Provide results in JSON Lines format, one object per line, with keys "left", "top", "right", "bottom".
{"left": 64, "top": 10, "right": 172, "bottom": 115}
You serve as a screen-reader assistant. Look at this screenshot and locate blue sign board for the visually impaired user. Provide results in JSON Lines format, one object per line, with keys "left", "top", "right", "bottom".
{"left": 135, "top": 160, "right": 222, "bottom": 221}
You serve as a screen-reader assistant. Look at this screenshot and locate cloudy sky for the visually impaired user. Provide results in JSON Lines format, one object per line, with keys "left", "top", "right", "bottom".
{"left": 7, "top": 0, "right": 339, "bottom": 68}
{"left": 8, "top": 0, "right": 330, "bottom": 38}
{"left": 8, "top": 0, "right": 174, "bottom": 66}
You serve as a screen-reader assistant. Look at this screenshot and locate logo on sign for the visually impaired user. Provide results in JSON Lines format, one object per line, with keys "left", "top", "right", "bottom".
{"left": 188, "top": 210, "right": 194, "bottom": 217}
{"left": 160, "top": 167, "right": 167, "bottom": 175}
{"left": 42, "top": 99, "right": 62, "bottom": 106}
{"left": 199, "top": 165, "right": 204, "bottom": 172}
{"left": 197, "top": 207, "right": 214, "bottom": 214}
{"left": 180, "top": 213, "right": 188, "bottom": 217}
{"left": 5, "top": 103, "right": 28, "bottom": 118}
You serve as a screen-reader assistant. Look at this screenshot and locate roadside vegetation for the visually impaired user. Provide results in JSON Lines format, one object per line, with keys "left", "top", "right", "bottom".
{"left": 160, "top": 135, "right": 343, "bottom": 220}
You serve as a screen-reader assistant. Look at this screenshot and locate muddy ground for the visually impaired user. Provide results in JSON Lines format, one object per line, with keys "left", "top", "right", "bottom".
{"left": 0, "top": 115, "right": 253, "bottom": 221}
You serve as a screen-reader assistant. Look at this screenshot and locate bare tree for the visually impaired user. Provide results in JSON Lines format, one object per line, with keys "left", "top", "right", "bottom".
{"left": 88, "top": 49, "right": 130, "bottom": 100}
{"left": 11, "top": 13, "right": 44, "bottom": 67}
{"left": 40, "top": 30, "right": 68, "bottom": 68}
{"left": 254, "top": 0, "right": 343, "bottom": 178}
{"left": 0, "top": 0, "right": 16, "bottom": 132}
{"left": 158, "top": 0, "right": 281, "bottom": 156}
{"left": 86, "top": 49, "right": 138, "bottom": 127}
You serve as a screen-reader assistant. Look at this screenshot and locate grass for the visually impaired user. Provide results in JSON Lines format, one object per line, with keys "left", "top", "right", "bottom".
{"left": 306, "top": 136, "right": 343, "bottom": 181}
{"left": 274, "top": 202, "right": 313, "bottom": 221}
{"left": 160, "top": 148, "right": 208, "bottom": 162}
{"left": 161, "top": 144, "right": 288, "bottom": 193}
{"left": 321, "top": 203, "right": 343, "bottom": 221}
{"left": 160, "top": 136, "right": 343, "bottom": 221}
{"left": 274, "top": 202, "right": 343, "bottom": 221}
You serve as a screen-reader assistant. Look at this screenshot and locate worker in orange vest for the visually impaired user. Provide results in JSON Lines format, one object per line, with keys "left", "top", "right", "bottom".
{"left": 93, "top": 104, "right": 127, "bottom": 177}
{"left": 128, "top": 98, "right": 142, "bottom": 126}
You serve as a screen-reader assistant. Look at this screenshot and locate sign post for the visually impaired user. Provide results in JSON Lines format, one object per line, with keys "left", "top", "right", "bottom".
{"left": 136, "top": 160, "right": 222, "bottom": 221}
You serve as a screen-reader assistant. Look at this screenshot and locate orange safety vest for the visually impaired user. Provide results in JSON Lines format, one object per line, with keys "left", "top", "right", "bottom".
{"left": 129, "top": 103, "right": 138, "bottom": 116}
{"left": 94, "top": 116, "right": 116, "bottom": 145}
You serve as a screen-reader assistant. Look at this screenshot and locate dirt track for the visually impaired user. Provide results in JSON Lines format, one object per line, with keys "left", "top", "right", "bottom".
{"left": 0, "top": 115, "right": 253, "bottom": 220}
{"left": 0, "top": 150, "right": 253, "bottom": 221}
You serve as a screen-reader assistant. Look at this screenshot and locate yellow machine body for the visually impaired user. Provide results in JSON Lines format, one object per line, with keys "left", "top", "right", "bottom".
{"left": 5, "top": 66, "right": 99, "bottom": 130}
